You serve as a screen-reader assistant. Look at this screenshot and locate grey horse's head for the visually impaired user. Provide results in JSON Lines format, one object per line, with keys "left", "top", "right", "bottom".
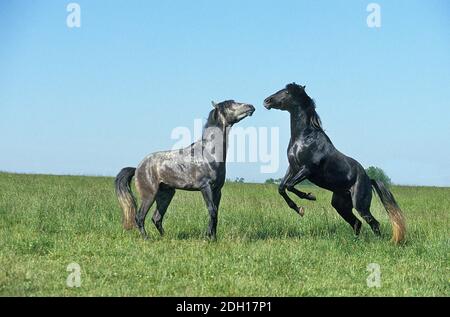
{"left": 263, "top": 83, "right": 309, "bottom": 111}
{"left": 211, "top": 100, "right": 255, "bottom": 126}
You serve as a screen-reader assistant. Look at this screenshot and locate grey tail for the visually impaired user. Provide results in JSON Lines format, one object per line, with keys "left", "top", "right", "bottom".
{"left": 115, "top": 167, "right": 137, "bottom": 230}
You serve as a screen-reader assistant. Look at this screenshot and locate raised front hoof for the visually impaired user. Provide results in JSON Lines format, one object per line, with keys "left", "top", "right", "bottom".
{"left": 297, "top": 206, "right": 305, "bottom": 217}
{"left": 305, "top": 193, "right": 316, "bottom": 201}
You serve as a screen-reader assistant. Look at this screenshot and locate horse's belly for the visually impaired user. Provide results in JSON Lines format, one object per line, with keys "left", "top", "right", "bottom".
{"left": 307, "top": 176, "right": 337, "bottom": 191}
{"left": 309, "top": 164, "right": 354, "bottom": 191}
{"left": 160, "top": 163, "right": 224, "bottom": 191}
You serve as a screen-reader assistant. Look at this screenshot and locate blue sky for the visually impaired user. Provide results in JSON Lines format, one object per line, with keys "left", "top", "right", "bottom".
{"left": 0, "top": 0, "right": 449, "bottom": 186}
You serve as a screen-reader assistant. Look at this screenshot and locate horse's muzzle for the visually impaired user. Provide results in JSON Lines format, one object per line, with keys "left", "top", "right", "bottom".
{"left": 264, "top": 97, "right": 273, "bottom": 109}
{"left": 247, "top": 105, "right": 255, "bottom": 116}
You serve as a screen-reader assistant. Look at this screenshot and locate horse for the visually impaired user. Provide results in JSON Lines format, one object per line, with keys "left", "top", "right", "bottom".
{"left": 115, "top": 100, "right": 255, "bottom": 240}
{"left": 264, "top": 83, "right": 406, "bottom": 243}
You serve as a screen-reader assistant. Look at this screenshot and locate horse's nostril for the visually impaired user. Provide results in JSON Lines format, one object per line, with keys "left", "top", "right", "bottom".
{"left": 265, "top": 97, "right": 272, "bottom": 104}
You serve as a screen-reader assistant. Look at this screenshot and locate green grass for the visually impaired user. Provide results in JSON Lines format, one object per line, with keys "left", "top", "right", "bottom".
{"left": 0, "top": 172, "right": 448, "bottom": 296}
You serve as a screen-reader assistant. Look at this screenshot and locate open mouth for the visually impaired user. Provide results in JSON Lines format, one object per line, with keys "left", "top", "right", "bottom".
{"left": 263, "top": 100, "right": 274, "bottom": 109}
{"left": 243, "top": 105, "right": 255, "bottom": 117}
{"left": 236, "top": 108, "right": 255, "bottom": 121}
{"left": 237, "top": 112, "right": 251, "bottom": 120}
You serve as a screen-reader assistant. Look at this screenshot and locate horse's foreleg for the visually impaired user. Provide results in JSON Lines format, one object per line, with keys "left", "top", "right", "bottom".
{"left": 279, "top": 186, "right": 305, "bottom": 216}
{"left": 213, "top": 189, "right": 222, "bottom": 211}
{"left": 279, "top": 167, "right": 308, "bottom": 216}
{"left": 287, "top": 187, "right": 316, "bottom": 201}
{"left": 201, "top": 185, "right": 219, "bottom": 240}
{"left": 285, "top": 167, "right": 315, "bottom": 201}
{"left": 286, "top": 167, "right": 310, "bottom": 188}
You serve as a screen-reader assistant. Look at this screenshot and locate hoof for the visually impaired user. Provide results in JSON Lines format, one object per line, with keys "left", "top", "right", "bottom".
{"left": 297, "top": 206, "right": 305, "bottom": 217}
{"left": 353, "top": 221, "right": 362, "bottom": 236}
{"left": 306, "top": 193, "right": 316, "bottom": 201}
{"left": 206, "top": 231, "right": 217, "bottom": 241}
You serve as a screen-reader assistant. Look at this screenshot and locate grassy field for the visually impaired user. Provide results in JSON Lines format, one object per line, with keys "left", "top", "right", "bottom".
{"left": 0, "top": 172, "right": 448, "bottom": 296}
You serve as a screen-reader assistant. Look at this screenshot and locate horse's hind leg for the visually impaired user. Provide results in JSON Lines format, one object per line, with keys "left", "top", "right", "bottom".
{"left": 152, "top": 187, "right": 175, "bottom": 236}
{"left": 136, "top": 195, "right": 156, "bottom": 239}
{"left": 331, "top": 192, "right": 362, "bottom": 235}
{"left": 352, "top": 180, "right": 381, "bottom": 237}
{"left": 135, "top": 182, "right": 158, "bottom": 240}
{"left": 355, "top": 206, "right": 381, "bottom": 237}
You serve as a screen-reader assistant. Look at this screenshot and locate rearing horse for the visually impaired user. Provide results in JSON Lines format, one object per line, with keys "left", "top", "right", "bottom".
{"left": 115, "top": 100, "right": 255, "bottom": 240}
{"left": 264, "top": 83, "right": 406, "bottom": 243}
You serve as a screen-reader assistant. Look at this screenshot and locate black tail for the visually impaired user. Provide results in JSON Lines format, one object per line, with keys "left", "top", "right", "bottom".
{"left": 115, "top": 167, "right": 137, "bottom": 230}
{"left": 371, "top": 179, "right": 406, "bottom": 244}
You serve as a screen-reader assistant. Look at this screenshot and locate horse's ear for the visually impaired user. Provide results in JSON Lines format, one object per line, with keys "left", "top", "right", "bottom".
{"left": 302, "top": 85, "right": 306, "bottom": 89}
{"left": 211, "top": 101, "right": 218, "bottom": 108}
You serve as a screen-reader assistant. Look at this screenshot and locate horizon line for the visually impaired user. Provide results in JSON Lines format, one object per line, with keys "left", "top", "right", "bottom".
{"left": 1, "top": 170, "right": 448, "bottom": 189}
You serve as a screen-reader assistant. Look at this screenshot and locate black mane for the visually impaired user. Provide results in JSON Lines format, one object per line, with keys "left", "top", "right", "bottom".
{"left": 287, "top": 83, "right": 323, "bottom": 131}
{"left": 306, "top": 99, "right": 323, "bottom": 131}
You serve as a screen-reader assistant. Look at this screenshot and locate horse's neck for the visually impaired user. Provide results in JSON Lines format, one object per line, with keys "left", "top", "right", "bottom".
{"left": 289, "top": 108, "right": 310, "bottom": 140}
{"left": 202, "top": 122, "right": 229, "bottom": 163}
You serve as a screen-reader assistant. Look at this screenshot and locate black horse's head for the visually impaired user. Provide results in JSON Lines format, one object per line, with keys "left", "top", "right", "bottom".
{"left": 264, "top": 82, "right": 323, "bottom": 130}
{"left": 264, "top": 83, "right": 309, "bottom": 111}
{"left": 211, "top": 100, "right": 255, "bottom": 126}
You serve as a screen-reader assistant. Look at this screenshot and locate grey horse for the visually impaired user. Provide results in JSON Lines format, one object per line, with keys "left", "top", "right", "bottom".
{"left": 115, "top": 100, "right": 255, "bottom": 240}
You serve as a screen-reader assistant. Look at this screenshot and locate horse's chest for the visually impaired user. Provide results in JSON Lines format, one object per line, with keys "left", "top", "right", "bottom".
{"left": 288, "top": 138, "right": 317, "bottom": 167}
{"left": 288, "top": 143, "right": 307, "bottom": 167}
{"left": 205, "top": 164, "right": 226, "bottom": 186}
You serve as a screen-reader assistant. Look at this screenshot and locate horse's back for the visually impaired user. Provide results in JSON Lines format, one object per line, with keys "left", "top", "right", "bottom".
{"left": 135, "top": 146, "right": 218, "bottom": 191}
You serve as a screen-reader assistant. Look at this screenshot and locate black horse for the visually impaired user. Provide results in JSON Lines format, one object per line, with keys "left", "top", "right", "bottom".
{"left": 115, "top": 100, "right": 255, "bottom": 240}
{"left": 264, "top": 83, "right": 406, "bottom": 243}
